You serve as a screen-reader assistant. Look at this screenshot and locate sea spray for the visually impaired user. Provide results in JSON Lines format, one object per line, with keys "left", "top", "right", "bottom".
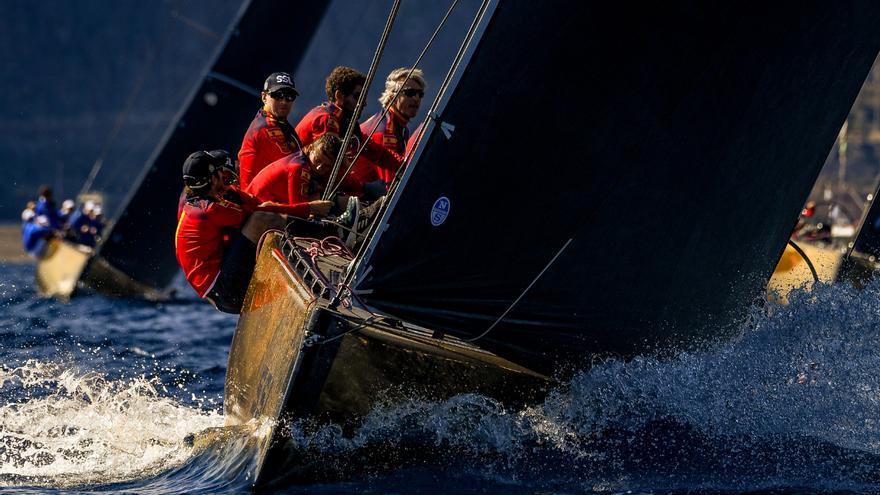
{"left": 276, "top": 281, "right": 880, "bottom": 491}
{"left": 0, "top": 360, "right": 223, "bottom": 489}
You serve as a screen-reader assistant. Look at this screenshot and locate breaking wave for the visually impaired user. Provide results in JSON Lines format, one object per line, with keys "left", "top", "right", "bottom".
{"left": 0, "top": 360, "right": 225, "bottom": 490}
{"left": 280, "top": 281, "right": 880, "bottom": 492}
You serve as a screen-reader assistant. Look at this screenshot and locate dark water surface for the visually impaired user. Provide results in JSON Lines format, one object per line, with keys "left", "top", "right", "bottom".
{"left": 2, "top": 262, "right": 880, "bottom": 494}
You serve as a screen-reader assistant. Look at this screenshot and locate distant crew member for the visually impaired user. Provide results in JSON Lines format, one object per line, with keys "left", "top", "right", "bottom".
{"left": 58, "top": 199, "right": 76, "bottom": 225}
{"left": 21, "top": 206, "right": 54, "bottom": 258}
{"left": 34, "top": 186, "right": 63, "bottom": 230}
{"left": 360, "top": 68, "right": 426, "bottom": 188}
{"left": 175, "top": 150, "right": 332, "bottom": 313}
{"left": 238, "top": 71, "right": 303, "bottom": 189}
{"left": 295, "top": 66, "right": 398, "bottom": 196}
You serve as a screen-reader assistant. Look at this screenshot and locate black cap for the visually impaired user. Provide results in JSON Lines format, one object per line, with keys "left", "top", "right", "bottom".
{"left": 263, "top": 72, "right": 299, "bottom": 95}
{"left": 182, "top": 150, "right": 226, "bottom": 188}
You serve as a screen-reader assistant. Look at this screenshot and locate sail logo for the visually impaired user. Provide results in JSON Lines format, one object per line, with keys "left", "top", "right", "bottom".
{"left": 431, "top": 196, "right": 450, "bottom": 226}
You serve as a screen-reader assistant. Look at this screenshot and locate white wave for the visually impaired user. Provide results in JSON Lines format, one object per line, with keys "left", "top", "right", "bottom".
{"left": 0, "top": 359, "right": 223, "bottom": 488}
{"left": 290, "top": 281, "right": 880, "bottom": 465}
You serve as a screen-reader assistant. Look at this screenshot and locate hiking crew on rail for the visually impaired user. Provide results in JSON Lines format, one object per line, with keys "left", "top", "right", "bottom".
{"left": 176, "top": 65, "right": 428, "bottom": 312}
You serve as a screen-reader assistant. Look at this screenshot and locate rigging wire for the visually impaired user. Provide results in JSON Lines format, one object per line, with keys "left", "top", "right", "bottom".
{"left": 343, "top": 0, "right": 493, "bottom": 288}
{"left": 325, "top": 0, "right": 462, "bottom": 199}
{"left": 322, "top": 0, "right": 402, "bottom": 201}
{"left": 785, "top": 239, "right": 820, "bottom": 284}
{"left": 78, "top": 3, "right": 232, "bottom": 202}
{"left": 78, "top": 47, "right": 156, "bottom": 199}
{"left": 465, "top": 238, "right": 573, "bottom": 342}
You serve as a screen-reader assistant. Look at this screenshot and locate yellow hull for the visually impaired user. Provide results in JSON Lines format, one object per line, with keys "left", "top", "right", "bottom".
{"left": 34, "top": 239, "right": 92, "bottom": 300}
{"left": 767, "top": 241, "right": 844, "bottom": 303}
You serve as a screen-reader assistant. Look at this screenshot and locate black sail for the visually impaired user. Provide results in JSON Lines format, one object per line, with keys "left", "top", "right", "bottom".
{"left": 354, "top": 1, "right": 880, "bottom": 373}
{"left": 91, "top": 0, "right": 328, "bottom": 292}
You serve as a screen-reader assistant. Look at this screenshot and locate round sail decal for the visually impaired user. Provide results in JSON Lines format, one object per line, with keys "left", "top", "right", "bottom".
{"left": 431, "top": 196, "right": 450, "bottom": 226}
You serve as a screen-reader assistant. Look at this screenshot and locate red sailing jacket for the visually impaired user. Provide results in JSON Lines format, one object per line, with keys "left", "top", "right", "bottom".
{"left": 361, "top": 108, "right": 409, "bottom": 183}
{"left": 175, "top": 186, "right": 312, "bottom": 298}
{"left": 247, "top": 151, "right": 365, "bottom": 203}
{"left": 238, "top": 109, "right": 303, "bottom": 189}
{"left": 296, "top": 103, "right": 400, "bottom": 189}
{"left": 245, "top": 153, "right": 313, "bottom": 215}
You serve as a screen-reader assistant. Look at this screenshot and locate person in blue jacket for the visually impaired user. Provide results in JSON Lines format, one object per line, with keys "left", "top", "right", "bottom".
{"left": 21, "top": 207, "right": 55, "bottom": 258}
{"left": 34, "top": 186, "right": 63, "bottom": 230}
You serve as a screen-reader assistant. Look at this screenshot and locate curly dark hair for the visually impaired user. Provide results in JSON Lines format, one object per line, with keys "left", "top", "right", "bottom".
{"left": 325, "top": 66, "right": 366, "bottom": 100}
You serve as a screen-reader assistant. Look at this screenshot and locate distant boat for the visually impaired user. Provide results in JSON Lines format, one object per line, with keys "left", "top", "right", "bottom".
{"left": 221, "top": 0, "right": 880, "bottom": 486}
{"left": 36, "top": 0, "right": 330, "bottom": 300}
{"left": 34, "top": 239, "right": 92, "bottom": 301}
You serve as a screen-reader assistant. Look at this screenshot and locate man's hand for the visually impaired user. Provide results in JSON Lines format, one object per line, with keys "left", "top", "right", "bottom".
{"left": 308, "top": 200, "right": 334, "bottom": 217}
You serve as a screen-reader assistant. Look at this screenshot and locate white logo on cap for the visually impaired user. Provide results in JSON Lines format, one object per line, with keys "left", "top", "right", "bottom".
{"left": 276, "top": 74, "right": 292, "bottom": 84}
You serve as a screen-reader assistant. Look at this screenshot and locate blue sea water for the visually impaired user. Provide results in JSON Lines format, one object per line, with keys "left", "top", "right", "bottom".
{"left": 2, "top": 261, "right": 880, "bottom": 494}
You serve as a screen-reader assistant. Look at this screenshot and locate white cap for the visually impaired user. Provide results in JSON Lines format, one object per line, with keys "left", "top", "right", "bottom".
{"left": 21, "top": 209, "right": 35, "bottom": 222}
{"left": 62, "top": 199, "right": 75, "bottom": 210}
{"left": 84, "top": 201, "right": 96, "bottom": 213}
{"left": 93, "top": 206, "right": 102, "bottom": 216}
{"left": 35, "top": 215, "right": 49, "bottom": 227}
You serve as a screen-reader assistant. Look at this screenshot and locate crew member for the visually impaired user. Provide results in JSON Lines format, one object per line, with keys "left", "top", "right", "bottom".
{"left": 35, "top": 186, "right": 62, "bottom": 230}
{"left": 295, "top": 66, "right": 398, "bottom": 196}
{"left": 21, "top": 207, "right": 54, "bottom": 258}
{"left": 238, "top": 71, "right": 303, "bottom": 189}
{"left": 175, "top": 150, "right": 332, "bottom": 313}
{"left": 58, "top": 199, "right": 76, "bottom": 225}
{"left": 247, "top": 134, "right": 360, "bottom": 206}
{"left": 360, "top": 68, "right": 426, "bottom": 187}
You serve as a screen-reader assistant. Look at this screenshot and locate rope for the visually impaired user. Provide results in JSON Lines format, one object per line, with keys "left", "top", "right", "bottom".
{"left": 786, "top": 239, "right": 820, "bottom": 284}
{"left": 318, "top": 315, "right": 380, "bottom": 344}
{"left": 323, "top": 0, "right": 402, "bottom": 200}
{"left": 326, "top": 0, "right": 462, "bottom": 199}
{"left": 390, "top": 0, "right": 492, "bottom": 192}
{"left": 294, "top": 236, "right": 354, "bottom": 262}
{"left": 341, "top": 0, "right": 492, "bottom": 287}
{"left": 465, "top": 238, "right": 573, "bottom": 343}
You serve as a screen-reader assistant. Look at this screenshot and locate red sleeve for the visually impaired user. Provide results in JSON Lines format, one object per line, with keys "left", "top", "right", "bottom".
{"left": 240, "top": 186, "right": 311, "bottom": 218}
{"left": 370, "top": 138, "right": 403, "bottom": 183}
{"left": 255, "top": 202, "right": 311, "bottom": 217}
{"left": 238, "top": 133, "right": 258, "bottom": 189}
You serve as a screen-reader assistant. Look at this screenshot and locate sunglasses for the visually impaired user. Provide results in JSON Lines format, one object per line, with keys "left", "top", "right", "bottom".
{"left": 269, "top": 91, "right": 296, "bottom": 102}
{"left": 402, "top": 88, "right": 425, "bottom": 98}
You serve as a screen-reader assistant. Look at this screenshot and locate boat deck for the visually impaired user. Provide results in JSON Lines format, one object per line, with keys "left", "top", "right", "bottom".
{"left": 283, "top": 236, "right": 548, "bottom": 377}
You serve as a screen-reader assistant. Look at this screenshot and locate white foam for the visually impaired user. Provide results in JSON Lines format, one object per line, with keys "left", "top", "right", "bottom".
{"left": 0, "top": 360, "right": 223, "bottom": 488}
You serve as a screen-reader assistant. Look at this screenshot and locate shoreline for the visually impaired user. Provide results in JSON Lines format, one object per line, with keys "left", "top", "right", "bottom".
{"left": 0, "top": 224, "right": 30, "bottom": 263}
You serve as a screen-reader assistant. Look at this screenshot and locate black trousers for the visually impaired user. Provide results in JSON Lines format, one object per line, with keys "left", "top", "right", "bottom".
{"left": 205, "top": 232, "right": 256, "bottom": 314}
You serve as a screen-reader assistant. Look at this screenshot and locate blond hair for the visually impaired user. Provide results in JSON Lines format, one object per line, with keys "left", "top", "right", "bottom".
{"left": 378, "top": 68, "right": 426, "bottom": 108}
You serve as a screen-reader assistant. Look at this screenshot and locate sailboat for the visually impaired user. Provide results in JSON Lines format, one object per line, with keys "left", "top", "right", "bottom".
{"left": 220, "top": 0, "right": 880, "bottom": 486}
{"left": 35, "top": 0, "right": 330, "bottom": 300}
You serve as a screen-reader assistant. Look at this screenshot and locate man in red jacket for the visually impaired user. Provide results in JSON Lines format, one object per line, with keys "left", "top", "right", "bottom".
{"left": 248, "top": 134, "right": 369, "bottom": 246}
{"left": 361, "top": 67, "right": 426, "bottom": 186}
{"left": 238, "top": 71, "right": 303, "bottom": 189}
{"left": 247, "top": 134, "right": 362, "bottom": 205}
{"left": 295, "top": 66, "right": 398, "bottom": 197}
{"left": 175, "top": 150, "right": 331, "bottom": 313}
